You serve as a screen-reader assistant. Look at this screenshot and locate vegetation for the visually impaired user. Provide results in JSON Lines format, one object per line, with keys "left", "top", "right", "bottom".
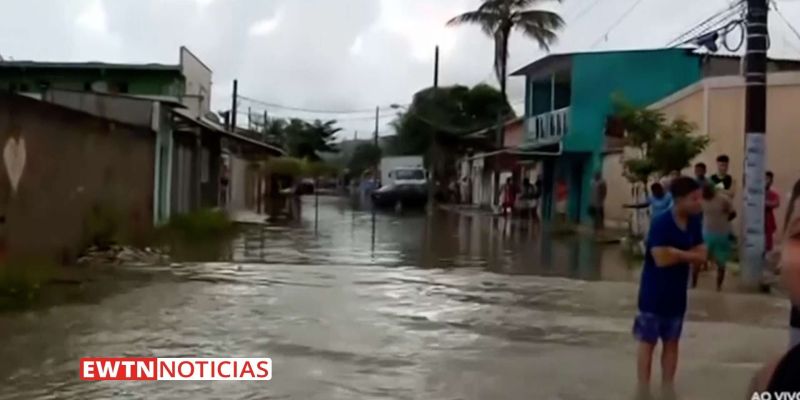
{"left": 0, "top": 261, "right": 55, "bottom": 312}
{"left": 447, "top": 0, "right": 564, "bottom": 96}
{"left": 614, "top": 98, "right": 710, "bottom": 188}
{"left": 348, "top": 143, "right": 382, "bottom": 176}
{"left": 389, "top": 84, "right": 513, "bottom": 156}
{"left": 262, "top": 157, "right": 341, "bottom": 178}
{"left": 249, "top": 117, "right": 341, "bottom": 161}
{"left": 157, "top": 209, "right": 237, "bottom": 243}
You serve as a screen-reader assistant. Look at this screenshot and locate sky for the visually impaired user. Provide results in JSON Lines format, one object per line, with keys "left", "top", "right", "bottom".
{"left": 2, "top": 0, "right": 800, "bottom": 140}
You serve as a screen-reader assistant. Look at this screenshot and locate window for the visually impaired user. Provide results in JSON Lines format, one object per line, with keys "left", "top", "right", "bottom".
{"left": 394, "top": 169, "right": 425, "bottom": 180}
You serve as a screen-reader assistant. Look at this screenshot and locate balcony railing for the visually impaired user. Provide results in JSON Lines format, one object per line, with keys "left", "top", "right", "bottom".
{"left": 524, "top": 107, "right": 569, "bottom": 146}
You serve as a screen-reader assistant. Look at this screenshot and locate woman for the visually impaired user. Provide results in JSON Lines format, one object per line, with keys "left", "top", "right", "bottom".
{"left": 749, "top": 178, "right": 800, "bottom": 395}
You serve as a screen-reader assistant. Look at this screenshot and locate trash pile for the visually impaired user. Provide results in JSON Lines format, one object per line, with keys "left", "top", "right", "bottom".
{"left": 77, "top": 245, "right": 170, "bottom": 266}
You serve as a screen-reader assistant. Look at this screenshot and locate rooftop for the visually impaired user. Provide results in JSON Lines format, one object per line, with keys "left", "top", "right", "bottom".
{"left": 510, "top": 47, "right": 800, "bottom": 77}
{"left": 0, "top": 60, "right": 181, "bottom": 72}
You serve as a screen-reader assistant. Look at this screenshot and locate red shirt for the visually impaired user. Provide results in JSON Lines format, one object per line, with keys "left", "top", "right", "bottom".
{"left": 766, "top": 189, "right": 780, "bottom": 234}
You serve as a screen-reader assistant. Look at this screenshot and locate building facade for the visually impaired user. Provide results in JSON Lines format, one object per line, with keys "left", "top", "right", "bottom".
{"left": 511, "top": 48, "right": 800, "bottom": 224}
{"left": 604, "top": 71, "right": 800, "bottom": 234}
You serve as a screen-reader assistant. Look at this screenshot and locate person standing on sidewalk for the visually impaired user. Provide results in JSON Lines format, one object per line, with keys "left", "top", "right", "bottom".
{"left": 633, "top": 177, "right": 706, "bottom": 395}
{"left": 589, "top": 172, "right": 607, "bottom": 232}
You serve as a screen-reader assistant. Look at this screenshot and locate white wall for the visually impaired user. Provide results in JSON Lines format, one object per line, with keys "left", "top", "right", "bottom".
{"left": 179, "top": 46, "right": 213, "bottom": 118}
{"left": 228, "top": 155, "right": 248, "bottom": 212}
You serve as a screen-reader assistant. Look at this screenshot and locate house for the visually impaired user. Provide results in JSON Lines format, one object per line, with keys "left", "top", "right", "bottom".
{"left": 0, "top": 47, "right": 210, "bottom": 118}
{"left": 458, "top": 117, "right": 541, "bottom": 208}
{"left": 3, "top": 47, "right": 286, "bottom": 219}
{"left": 510, "top": 48, "right": 800, "bottom": 224}
{"left": 604, "top": 71, "right": 800, "bottom": 234}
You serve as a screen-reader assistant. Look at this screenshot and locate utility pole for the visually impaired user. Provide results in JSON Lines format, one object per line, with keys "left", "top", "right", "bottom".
{"left": 231, "top": 79, "right": 239, "bottom": 131}
{"left": 742, "top": 0, "right": 769, "bottom": 287}
{"left": 434, "top": 46, "right": 440, "bottom": 89}
{"left": 428, "top": 45, "right": 440, "bottom": 213}
{"left": 248, "top": 106, "right": 252, "bottom": 130}
{"left": 373, "top": 106, "right": 380, "bottom": 147}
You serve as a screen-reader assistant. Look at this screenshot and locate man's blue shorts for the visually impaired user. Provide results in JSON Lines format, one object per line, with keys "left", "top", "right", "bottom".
{"left": 632, "top": 313, "right": 684, "bottom": 344}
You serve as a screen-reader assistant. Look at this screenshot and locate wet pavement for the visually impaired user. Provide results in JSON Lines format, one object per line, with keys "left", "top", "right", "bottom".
{"left": 0, "top": 196, "right": 793, "bottom": 399}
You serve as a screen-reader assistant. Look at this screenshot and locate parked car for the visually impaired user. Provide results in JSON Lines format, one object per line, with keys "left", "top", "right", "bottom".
{"left": 371, "top": 182, "right": 428, "bottom": 210}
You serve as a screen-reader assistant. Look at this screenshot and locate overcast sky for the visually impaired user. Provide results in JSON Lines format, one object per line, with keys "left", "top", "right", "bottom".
{"left": 2, "top": 0, "right": 800, "bottom": 139}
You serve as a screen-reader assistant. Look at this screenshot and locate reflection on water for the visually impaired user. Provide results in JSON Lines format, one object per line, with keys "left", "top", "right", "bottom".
{"left": 0, "top": 197, "right": 791, "bottom": 400}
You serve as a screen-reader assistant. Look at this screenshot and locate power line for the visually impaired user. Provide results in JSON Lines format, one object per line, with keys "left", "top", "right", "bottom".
{"left": 666, "top": 1, "right": 745, "bottom": 47}
{"left": 237, "top": 94, "right": 398, "bottom": 115}
{"left": 590, "top": 0, "right": 648, "bottom": 49}
{"left": 772, "top": 0, "right": 800, "bottom": 49}
{"left": 571, "top": 0, "right": 604, "bottom": 23}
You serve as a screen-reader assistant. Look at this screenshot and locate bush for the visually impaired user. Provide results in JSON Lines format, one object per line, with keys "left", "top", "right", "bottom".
{"left": 159, "top": 209, "right": 237, "bottom": 243}
{"left": 0, "top": 261, "right": 55, "bottom": 312}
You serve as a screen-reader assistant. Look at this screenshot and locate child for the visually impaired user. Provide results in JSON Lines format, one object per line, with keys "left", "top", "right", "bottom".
{"left": 634, "top": 177, "right": 706, "bottom": 393}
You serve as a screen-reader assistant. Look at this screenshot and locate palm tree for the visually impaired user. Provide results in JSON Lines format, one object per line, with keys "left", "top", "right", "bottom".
{"left": 447, "top": 0, "right": 564, "bottom": 97}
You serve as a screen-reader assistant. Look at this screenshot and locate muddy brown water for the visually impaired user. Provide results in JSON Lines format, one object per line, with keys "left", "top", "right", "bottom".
{"left": 0, "top": 197, "right": 791, "bottom": 399}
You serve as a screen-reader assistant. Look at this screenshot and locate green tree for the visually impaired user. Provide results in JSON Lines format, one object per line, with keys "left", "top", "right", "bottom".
{"left": 254, "top": 118, "right": 341, "bottom": 161}
{"left": 348, "top": 143, "right": 382, "bottom": 176}
{"left": 614, "top": 99, "right": 710, "bottom": 188}
{"left": 447, "top": 0, "right": 564, "bottom": 96}
{"left": 389, "top": 84, "right": 513, "bottom": 156}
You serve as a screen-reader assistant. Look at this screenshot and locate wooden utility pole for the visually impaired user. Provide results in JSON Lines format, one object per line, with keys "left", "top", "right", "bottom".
{"left": 742, "top": 0, "right": 769, "bottom": 287}
{"left": 231, "top": 79, "right": 239, "bottom": 131}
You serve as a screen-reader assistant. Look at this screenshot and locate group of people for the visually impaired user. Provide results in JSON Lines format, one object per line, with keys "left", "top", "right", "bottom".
{"left": 498, "top": 177, "right": 543, "bottom": 219}
{"left": 631, "top": 155, "right": 799, "bottom": 396}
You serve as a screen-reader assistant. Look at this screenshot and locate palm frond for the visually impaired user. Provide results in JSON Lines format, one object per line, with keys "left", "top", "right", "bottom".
{"left": 514, "top": 10, "right": 564, "bottom": 50}
{"left": 447, "top": 10, "right": 501, "bottom": 36}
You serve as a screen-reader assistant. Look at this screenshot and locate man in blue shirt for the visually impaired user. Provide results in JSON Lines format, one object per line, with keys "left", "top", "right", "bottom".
{"left": 634, "top": 176, "right": 707, "bottom": 392}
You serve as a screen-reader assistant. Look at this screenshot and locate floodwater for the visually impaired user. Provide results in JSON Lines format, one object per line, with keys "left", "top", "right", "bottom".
{"left": 0, "top": 197, "right": 792, "bottom": 399}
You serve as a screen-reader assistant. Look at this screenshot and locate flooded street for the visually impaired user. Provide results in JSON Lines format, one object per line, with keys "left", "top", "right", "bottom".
{"left": 0, "top": 197, "right": 792, "bottom": 399}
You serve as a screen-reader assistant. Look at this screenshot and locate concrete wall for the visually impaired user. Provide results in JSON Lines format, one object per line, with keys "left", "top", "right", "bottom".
{"left": 180, "top": 47, "right": 212, "bottom": 118}
{"left": 0, "top": 94, "right": 154, "bottom": 262}
{"left": 605, "top": 72, "right": 800, "bottom": 235}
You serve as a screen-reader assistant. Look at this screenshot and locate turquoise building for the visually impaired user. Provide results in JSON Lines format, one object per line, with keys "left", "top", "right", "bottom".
{"left": 511, "top": 48, "right": 760, "bottom": 223}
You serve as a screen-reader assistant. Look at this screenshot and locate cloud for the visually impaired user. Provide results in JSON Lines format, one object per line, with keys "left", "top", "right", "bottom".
{"left": 3, "top": 0, "right": 800, "bottom": 138}
{"left": 76, "top": 0, "right": 108, "bottom": 33}
{"left": 249, "top": 10, "right": 282, "bottom": 36}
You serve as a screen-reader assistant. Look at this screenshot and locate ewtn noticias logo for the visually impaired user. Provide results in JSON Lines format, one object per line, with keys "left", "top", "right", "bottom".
{"left": 80, "top": 358, "right": 272, "bottom": 381}
{"left": 752, "top": 392, "right": 800, "bottom": 400}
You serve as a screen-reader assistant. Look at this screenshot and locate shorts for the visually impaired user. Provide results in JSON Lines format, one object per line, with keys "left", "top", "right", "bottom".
{"left": 704, "top": 232, "right": 732, "bottom": 266}
{"left": 633, "top": 312, "right": 684, "bottom": 344}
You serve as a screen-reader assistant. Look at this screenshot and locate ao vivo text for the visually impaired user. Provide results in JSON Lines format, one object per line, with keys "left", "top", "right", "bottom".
{"left": 80, "top": 358, "right": 272, "bottom": 381}
{"left": 752, "top": 392, "right": 800, "bottom": 400}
